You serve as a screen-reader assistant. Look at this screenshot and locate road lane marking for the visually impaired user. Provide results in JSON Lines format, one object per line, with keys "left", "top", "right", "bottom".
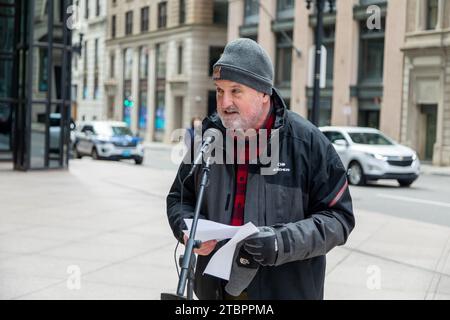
{"left": 377, "top": 194, "right": 450, "bottom": 208}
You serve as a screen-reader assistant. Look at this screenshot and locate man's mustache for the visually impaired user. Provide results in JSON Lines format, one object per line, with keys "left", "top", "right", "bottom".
{"left": 221, "top": 106, "right": 240, "bottom": 113}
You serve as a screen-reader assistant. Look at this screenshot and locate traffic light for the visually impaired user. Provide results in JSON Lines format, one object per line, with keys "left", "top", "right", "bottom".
{"left": 124, "top": 96, "right": 134, "bottom": 108}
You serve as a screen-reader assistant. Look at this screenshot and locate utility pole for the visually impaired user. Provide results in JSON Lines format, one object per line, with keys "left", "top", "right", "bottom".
{"left": 306, "top": 0, "right": 334, "bottom": 126}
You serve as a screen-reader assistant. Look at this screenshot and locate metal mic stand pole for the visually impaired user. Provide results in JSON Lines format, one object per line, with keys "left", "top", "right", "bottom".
{"left": 175, "top": 156, "right": 211, "bottom": 299}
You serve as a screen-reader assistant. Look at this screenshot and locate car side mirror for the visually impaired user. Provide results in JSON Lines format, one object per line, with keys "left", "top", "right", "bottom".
{"left": 334, "top": 139, "right": 348, "bottom": 147}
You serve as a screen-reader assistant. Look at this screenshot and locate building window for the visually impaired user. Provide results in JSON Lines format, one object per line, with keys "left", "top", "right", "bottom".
{"left": 156, "top": 44, "right": 167, "bottom": 81}
{"left": 323, "top": 25, "right": 335, "bottom": 86}
{"left": 96, "top": 0, "right": 100, "bottom": 16}
{"left": 111, "top": 15, "right": 116, "bottom": 38}
{"left": 360, "top": 38, "right": 384, "bottom": 82}
{"left": 277, "top": 0, "right": 295, "bottom": 20}
{"left": 124, "top": 48, "right": 133, "bottom": 81}
{"left": 213, "top": 0, "right": 228, "bottom": 25}
{"left": 426, "top": 0, "right": 438, "bottom": 30}
{"left": 125, "top": 10, "right": 133, "bottom": 35}
{"left": 139, "top": 46, "right": 149, "bottom": 80}
{"left": 112, "top": 0, "right": 117, "bottom": 7}
{"left": 358, "top": 102, "right": 380, "bottom": 129}
{"left": 141, "top": 6, "right": 149, "bottom": 32}
{"left": 110, "top": 53, "right": 115, "bottom": 78}
{"left": 84, "top": 0, "right": 89, "bottom": 19}
{"left": 178, "top": 45, "right": 183, "bottom": 74}
{"left": 244, "top": 0, "right": 259, "bottom": 25}
{"left": 359, "top": 20, "right": 385, "bottom": 83}
{"left": 209, "top": 46, "right": 224, "bottom": 76}
{"left": 94, "top": 39, "right": 99, "bottom": 99}
{"left": 38, "top": 48, "right": 48, "bottom": 91}
{"left": 307, "top": 98, "right": 332, "bottom": 127}
{"left": 275, "top": 32, "right": 292, "bottom": 86}
{"left": 158, "top": 2, "right": 167, "bottom": 29}
{"left": 155, "top": 43, "right": 167, "bottom": 141}
{"left": 123, "top": 48, "right": 133, "bottom": 126}
{"left": 179, "top": 0, "right": 186, "bottom": 25}
{"left": 356, "top": 15, "right": 384, "bottom": 129}
{"left": 83, "top": 41, "right": 88, "bottom": 99}
{"left": 139, "top": 47, "right": 149, "bottom": 137}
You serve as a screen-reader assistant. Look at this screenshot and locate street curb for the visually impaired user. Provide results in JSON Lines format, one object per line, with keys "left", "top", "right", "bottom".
{"left": 420, "top": 165, "right": 450, "bottom": 177}
{"left": 420, "top": 171, "right": 450, "bottom": 177}
{"left": 143, "top": 143, "right": 173, "bottom": 151}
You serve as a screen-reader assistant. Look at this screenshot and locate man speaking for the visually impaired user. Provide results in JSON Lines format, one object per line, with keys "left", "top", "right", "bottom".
{"left": 166, "top": 38, "right": 355, "bottom": 300}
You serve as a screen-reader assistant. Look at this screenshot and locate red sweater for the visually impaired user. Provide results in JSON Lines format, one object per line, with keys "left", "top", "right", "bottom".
{"left": 230, "top": 111, "right": 275, "bottom": 226}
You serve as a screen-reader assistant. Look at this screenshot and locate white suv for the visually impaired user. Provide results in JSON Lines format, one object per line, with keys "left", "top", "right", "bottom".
{"left": 319, "top": 126, "right": 420, "bottom": 187}
{"left": 73, "top": 121, "right": 144, "bottom": 165}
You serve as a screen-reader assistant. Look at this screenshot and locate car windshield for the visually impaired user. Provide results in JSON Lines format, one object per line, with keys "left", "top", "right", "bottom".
{"left": 348, "top": 132, "right": 393, "bottom": 145}
{"left": 94, "top": 124, "right": 133, "bottom": 136}
{"left": 111, "top": 126, "right": 133, "bottom": 136}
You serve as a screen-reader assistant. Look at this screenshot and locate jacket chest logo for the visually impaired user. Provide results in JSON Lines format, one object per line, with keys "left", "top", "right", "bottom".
{"left": 273, "top": 162, "right": 291, "bottom": 172}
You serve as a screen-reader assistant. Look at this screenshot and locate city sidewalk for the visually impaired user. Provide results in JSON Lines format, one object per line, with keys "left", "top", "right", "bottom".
{"left": 0, "top": 159, "right": 449, "bottom": 299}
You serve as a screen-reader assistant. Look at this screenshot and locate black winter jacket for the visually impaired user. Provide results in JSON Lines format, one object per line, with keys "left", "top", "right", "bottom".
{"left": 166, "top": 88, "right": 355, "bottom": 300}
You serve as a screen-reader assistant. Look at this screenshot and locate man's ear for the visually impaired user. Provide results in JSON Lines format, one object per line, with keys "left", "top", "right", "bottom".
{"left": 262, "top": 93, "right": 270, "bottom": 104}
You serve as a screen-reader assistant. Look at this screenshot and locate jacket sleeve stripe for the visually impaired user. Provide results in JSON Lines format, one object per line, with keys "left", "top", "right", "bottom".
{"left": 328, "top": 179, "right": 348, "bottom": 208}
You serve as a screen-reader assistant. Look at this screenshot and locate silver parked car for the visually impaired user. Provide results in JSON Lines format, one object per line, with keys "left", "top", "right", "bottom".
{"left": 73, "top": 121, "right": 144, "bottom": 165}
{"left": 319, "top": 126, "right": 420, "bottom": 187}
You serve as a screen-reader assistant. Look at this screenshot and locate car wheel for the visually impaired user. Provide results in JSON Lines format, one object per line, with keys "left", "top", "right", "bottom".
{"left": 134, "top": 157, "right": 143, "bottom": 165}
{"left": 398, "top": 179, "right": 415, "bottom": 187}
{"left": 91, "top": 147, "right": 99, "bottom": 160}
{"left": 348, "top": 161, "right": 366, "bottom": 186}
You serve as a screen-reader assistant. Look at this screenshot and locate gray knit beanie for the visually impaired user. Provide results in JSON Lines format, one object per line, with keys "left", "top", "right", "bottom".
{"left": 212, "top": 38, "right": 274, "bottom": 95}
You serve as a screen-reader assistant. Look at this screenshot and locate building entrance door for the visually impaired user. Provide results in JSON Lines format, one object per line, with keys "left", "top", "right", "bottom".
{"left": 421, "top": 104, "right": 437, "bottom": 161}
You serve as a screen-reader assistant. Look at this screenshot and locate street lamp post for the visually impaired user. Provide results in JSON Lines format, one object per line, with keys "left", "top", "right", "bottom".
{"left": 306, "top": 0, "right": 334, "bottom": 127}
{"left": 72, "top": 33, "right": 84, "bottom": 56}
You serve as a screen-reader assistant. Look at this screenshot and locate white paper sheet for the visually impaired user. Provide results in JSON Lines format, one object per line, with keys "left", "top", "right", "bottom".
{"left": 183, "top": 219, "right": 259, "bottom": 281}
{"left": 183, "top": 219, "right": 241, "bottom": 242}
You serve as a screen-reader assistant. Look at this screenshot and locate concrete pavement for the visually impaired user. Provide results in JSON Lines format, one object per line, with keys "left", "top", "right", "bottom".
{"left": 0, "top": 158, "right": 449, "bottom": 299}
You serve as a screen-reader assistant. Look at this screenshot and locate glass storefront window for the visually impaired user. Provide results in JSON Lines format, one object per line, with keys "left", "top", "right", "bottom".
{"left": 156, "top": 43, "right": 166, "bottom": 80}
{"left": 124, "top": 48, "right": 133, "bottom": 80}
{"left": 17, "top": 0, "right": 73, "bottom": 170}
{"left": 139, "top": 46, "right": 148, "bottom": 79}
{"left": 138, "top": 90, "right": 147, "bottom": 136}
{"left": 30, "top": 104, "right": 47, "bottom": 168}
{"left": 123, "top": 81, "right": 132, "bottom": 127}
{"left": 0, "top": 102, "right": 12, "bottom": 151}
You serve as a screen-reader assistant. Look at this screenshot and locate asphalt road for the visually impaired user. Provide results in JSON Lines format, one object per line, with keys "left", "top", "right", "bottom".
{"left": 350, "top": 175, "right": 450, "bottom": 228}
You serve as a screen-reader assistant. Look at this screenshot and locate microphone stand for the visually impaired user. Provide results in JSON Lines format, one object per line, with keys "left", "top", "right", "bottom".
{"left": 161, "top": 155, "right": 212, "bottom": 300}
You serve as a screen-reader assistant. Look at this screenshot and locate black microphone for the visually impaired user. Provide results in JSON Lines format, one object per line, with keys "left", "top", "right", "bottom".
{"left": 187, "top": 136, "right": 215, "bottom": 177}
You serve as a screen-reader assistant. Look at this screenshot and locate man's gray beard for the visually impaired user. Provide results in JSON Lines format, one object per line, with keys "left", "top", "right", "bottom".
{"left": 219, "top": 116, "right": 249, "bottom": 131}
